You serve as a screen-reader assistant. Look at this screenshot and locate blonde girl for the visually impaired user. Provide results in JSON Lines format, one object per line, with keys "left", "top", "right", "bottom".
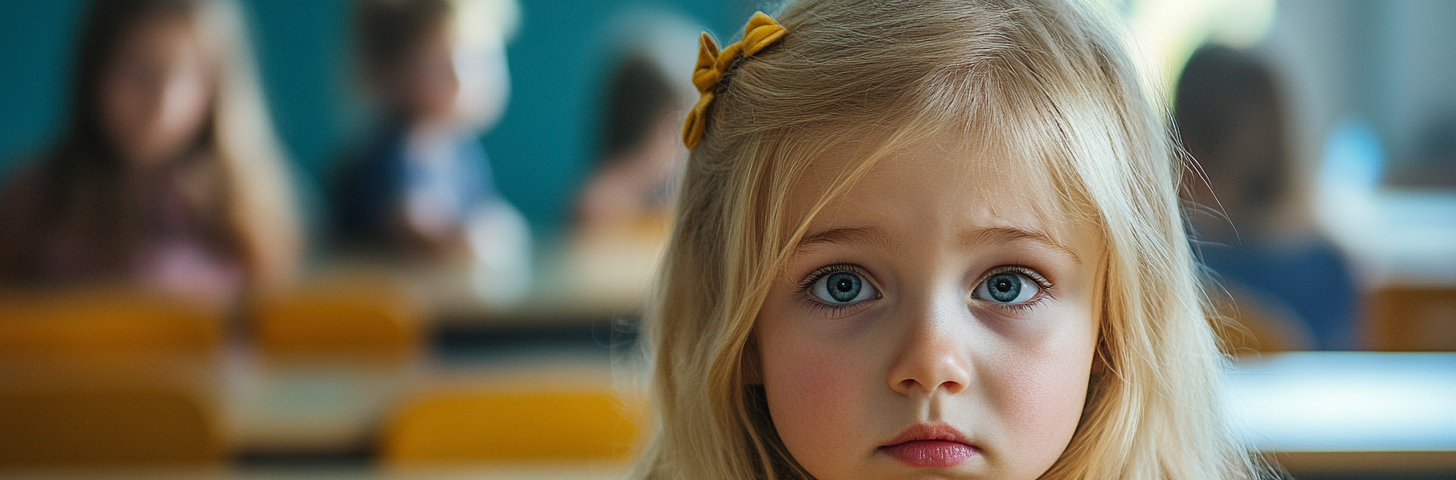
{"left": 637, "top": 0, "right": 1263, "bottom": 478}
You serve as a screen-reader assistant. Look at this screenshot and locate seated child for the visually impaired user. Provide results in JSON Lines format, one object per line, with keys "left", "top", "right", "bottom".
{"left": 334, "top": 0, "right": 527, "bottom": 267}
{"left": 1177, "top": 45, "right": 1357, "bottom": 351}
{"left": 0, "top": 0, "right": 301, "bottom": 305}
{"left": 636, "top": 1, "right": 1266, "bottom": 478}
{"left": 574, "top": 10, "right": 700, "bottom": 238}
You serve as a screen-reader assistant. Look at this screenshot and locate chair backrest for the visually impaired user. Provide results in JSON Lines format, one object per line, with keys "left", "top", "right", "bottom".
{"left": 0, "top": 288, "right": 222, "bottom": 357}
{"left": 379, "top": 388, "right": 646, "bottom": 465}
{"left": 0, "top": 288, "right": 225, "bottom": 468}
{"left": 0, "top": 377, "right": 221, "bottom": 467}
{"left": 1366, "top": 286, "right": 1456, "bottom": 351}
{"left": 253, "top": 281, "right": 423, "bottom": 358}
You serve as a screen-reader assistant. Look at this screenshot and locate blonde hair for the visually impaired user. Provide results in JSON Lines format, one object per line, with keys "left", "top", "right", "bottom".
{"left": 636, "top": 0, "right": 1263, "bottom": 478}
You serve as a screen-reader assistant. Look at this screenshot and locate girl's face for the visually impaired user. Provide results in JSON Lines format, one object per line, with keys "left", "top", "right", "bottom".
{"left": 755, "top": 138, "right": 1104, "bottom": 479}
{"left": 99, "top": 15, "right": 212, "bottom": 169}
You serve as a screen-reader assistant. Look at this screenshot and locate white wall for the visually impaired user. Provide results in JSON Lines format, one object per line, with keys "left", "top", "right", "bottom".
{"left": 1256, "top": 0, "right": 1456, "bottom": 181}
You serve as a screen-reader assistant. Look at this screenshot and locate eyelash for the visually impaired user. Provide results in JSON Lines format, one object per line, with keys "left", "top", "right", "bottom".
{"left": 971, "top": 265, "right": 1055, "bottom": 312}
{"left": 793, "top": 264, "right": 1056, "bottom": 315}
{"left": 795, "top": 263, "right": 879, "bottom": 316}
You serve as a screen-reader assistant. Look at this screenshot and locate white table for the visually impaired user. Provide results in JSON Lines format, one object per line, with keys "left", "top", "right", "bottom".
{"left": 1227, "top": 352, "right": 1456, "bottom": 475}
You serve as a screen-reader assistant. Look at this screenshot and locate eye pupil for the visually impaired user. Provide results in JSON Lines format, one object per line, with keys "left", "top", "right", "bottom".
{"left": 987, "top": 273, "right": 1021, "bottom": 302}
{"left": 826, "top": 272, "right": 861, "bottom": 303}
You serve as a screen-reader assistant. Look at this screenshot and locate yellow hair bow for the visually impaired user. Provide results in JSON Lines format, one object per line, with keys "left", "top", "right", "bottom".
{"left": 682, "top": 11, "right": 787, "bottom": 149}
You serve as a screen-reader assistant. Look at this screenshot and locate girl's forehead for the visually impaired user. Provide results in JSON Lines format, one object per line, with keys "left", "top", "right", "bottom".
{"left": 782, "top": 133, "right": 1096, "bottom": 252}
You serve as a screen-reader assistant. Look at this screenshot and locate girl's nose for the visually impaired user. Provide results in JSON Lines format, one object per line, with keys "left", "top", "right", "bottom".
{"left": 887, "top": 293, "right": 974, "bottom": 396}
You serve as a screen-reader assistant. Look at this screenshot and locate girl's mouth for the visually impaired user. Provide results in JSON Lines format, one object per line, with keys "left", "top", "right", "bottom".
{"left": 877, "top": 423, "right": 979, "bottom": 468}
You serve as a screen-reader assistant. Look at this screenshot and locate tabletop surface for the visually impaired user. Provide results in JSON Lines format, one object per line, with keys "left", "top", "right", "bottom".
{"left": 1226, "top": 351, "right": 1456, "bottom": 452}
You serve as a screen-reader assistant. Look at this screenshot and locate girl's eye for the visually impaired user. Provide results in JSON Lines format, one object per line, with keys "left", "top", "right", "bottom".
{"left": 973, "top": 272, "right": 1041, "bottom": 304}
{"left": 810, "top": 270, "right": 879, "bottom": 305}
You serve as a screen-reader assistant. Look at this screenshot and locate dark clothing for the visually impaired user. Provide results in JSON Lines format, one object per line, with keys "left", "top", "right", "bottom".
{"left": 1200, "top": 238, "right": 1359, "bottom": 350}
{"left": 0, "top": 158, "right": 244, "bottom": 300}
{"left": 332, "top": 125, "right": 500, "bottom": 250}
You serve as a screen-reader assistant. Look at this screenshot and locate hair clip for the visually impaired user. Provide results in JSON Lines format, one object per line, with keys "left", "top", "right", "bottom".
{"left": 682, "top": 11, "right": 787, "bottom": 149}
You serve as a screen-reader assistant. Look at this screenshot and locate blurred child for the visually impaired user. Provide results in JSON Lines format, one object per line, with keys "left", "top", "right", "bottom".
{"left": 637, "top": 2, "right": 1264, "bottom": 478}
{"left": 0, "top": 0, "right": 302, "bottom": 305}
{"left": 334, "top": 0, "right": 527, "bottom": 273}
{"left": 574, "top": 11, "right": 699, "bottom": 237}
{"left": 1177, "top": 44, "right": 1358, "bottom": 350}
{"left": 546, "top": 12, "right": 701, "bottom": 306}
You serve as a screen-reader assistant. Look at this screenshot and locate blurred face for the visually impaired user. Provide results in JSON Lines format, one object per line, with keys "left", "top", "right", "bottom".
{"left": 99, "top": 15, "right": 212, "bottom": 169}
{"left": 755, "top": 137, "right": 1104, "bottom": 479}
{"left": 390, "top": 24, "right": 510, "bottom": 131}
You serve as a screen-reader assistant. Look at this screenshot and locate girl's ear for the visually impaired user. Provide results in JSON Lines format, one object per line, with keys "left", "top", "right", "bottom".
{"left": 742, "top": 333, "right": 764, "bottom": 385}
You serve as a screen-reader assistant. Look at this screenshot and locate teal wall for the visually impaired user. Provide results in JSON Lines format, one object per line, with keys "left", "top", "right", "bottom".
{"left": 0, "top": 0, "right": 757, "bottom": 236}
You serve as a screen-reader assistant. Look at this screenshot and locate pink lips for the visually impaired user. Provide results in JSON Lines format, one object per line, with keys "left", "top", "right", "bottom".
{"left": 878, "top": 423, "right": 978, "bottom": 468}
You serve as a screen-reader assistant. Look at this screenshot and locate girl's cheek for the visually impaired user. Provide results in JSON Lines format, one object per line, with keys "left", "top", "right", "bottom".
{"left": 759, "top": 322, "right": 875, "bottom": 466}
{"left": 766, "top": 336, "right": 863, "bottom": 418}
{"left": 982, "top": 316, "right": 1095, "bottom": 469}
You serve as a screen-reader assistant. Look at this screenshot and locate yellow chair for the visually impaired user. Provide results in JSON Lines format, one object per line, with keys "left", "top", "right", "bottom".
{"left": 1366, "top": 286, "right": 1456, "bottom": 351}
{"left": 0, "top": 287, "right": 222, "bottom": 357}
{"left": 0, "top": 288, "right": 225, "bottom": 468}
{"left": 253, "top": 281, "right": 423, "bottom": 358}
{"left": 379, "top": 389, "right": 646, "bottom": 464}
{"left": 0, "top": 363, "right": 222, "bottom": 468}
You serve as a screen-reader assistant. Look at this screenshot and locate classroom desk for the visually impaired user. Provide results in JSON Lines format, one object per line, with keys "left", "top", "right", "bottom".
{"left": 1227, "top": 352, "right": 1456, "bottom": 476}
{"left": 308, "top": 233, "right": 661, "bottom": 333}
{"left": 223, "top": 344, "right": 632, "bottom": 456}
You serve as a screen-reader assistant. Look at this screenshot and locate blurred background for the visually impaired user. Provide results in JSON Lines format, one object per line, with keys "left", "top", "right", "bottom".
{"left": 0, "top": 0, "right": 1452, "bottom": 479}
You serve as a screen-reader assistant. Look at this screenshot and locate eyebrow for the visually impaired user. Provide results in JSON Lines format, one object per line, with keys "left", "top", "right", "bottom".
{"left": 796, "top": 226, "right": 894, "bottom": 252}
{"left": 960, "top": 226, "right": 1081, "bottom": 264}
{"left": 795, "top": 224, "right": 1081, "bottom": 264}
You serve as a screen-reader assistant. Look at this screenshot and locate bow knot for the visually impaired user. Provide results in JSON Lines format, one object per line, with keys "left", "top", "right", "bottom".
{"left": 682, "top": 12, "right": 786, "bottom": 149}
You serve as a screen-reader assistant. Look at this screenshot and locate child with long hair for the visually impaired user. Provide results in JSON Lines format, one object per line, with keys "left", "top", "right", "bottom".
{"left": 0, "top": 0, "right": 301, "bottom": 304}
{"left": 636, "top": 0, "right": 1264, "bottom": 478}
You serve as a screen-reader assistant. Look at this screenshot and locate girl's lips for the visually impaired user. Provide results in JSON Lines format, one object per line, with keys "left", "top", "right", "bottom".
{"left": 878, "top": 423, "right": 978, "bottom": 468}
{"left": 880, "top": 440, "right": 977, "bottom": 468}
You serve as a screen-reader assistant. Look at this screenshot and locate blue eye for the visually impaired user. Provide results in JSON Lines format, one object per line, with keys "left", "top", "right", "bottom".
{"left": 810, "top": 270, "right": 879, "bottom": 305}
{"left": 973, "top": 272, "right": 1041, "bottom": 304}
